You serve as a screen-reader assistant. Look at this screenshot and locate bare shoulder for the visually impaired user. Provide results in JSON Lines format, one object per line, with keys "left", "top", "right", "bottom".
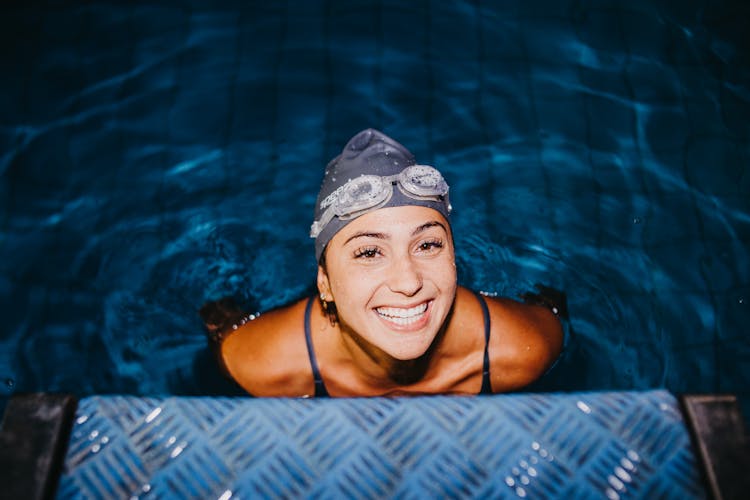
{"left": 220, "top": 297, "right": 314, "bottom": 396}
{"left": 477, "top": 289, "right": 564, "bottom": 391}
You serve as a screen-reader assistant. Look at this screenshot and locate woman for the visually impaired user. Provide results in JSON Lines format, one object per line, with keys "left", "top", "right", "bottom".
{"left": 201, "top": 129, "right": 564, "bottom": 397}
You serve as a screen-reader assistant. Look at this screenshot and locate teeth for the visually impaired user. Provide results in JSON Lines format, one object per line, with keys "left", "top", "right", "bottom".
{"left": 376, "top": 303, "right": 428, "bottom": 325}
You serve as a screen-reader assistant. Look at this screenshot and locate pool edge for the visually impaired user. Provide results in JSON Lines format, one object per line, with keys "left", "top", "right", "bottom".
{"left": 0, "top": 393, "right": 78, "bottom": 500}
{"left": 680, "top": 394, "right": 750, "bottom": 500}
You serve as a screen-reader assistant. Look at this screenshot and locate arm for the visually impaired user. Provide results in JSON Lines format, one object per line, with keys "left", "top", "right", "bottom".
{"left": 201, "top": 298, "right": 314, "bottom": 397}
{"left": 485, "top": 292, "right": 565, "bottom": 392}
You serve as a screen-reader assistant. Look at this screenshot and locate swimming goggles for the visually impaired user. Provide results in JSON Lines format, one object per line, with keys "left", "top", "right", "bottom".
{"left": 310, "top": 164, "right": 451, "bottom": 238}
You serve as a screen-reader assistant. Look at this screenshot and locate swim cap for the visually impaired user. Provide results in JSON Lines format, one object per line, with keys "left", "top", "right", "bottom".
{"left": 311, "top": 129, "right": 451, "bottom": 262}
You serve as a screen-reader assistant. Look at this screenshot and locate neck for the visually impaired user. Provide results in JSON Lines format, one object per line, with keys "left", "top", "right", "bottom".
{"left": 334, "top": 307, "right": 454, "bottom": 389}
{"left": 346, "top": 332, "right": 432, "bottom": 385}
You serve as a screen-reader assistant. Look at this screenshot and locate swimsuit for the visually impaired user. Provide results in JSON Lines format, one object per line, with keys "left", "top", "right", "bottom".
{"left": 303, "top": 292, "right": 493, "bottom": 397}
{"left": 303, "top": 296, "right": 330, "bottom": 398}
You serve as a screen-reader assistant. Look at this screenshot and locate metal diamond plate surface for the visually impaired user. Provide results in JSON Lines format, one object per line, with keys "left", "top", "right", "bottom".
{"left": 57, "top": 390, "right": 706, "bottom": 499}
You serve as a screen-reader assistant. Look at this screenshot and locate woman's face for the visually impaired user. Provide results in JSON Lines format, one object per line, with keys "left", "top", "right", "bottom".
{"left": 318, "top": 205, "right": 457, "bottom": 361}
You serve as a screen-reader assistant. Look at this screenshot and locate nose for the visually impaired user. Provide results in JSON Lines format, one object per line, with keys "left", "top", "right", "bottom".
{"left": 387, "top": 255, "right": 423, "bottom": 296}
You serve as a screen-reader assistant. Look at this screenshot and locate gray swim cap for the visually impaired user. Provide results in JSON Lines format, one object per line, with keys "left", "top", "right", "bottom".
{"left": 312, "top": 129, "right": 451, "bottom": 262}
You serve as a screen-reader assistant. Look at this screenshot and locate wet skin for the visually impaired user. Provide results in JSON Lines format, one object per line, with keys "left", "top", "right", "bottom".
{"left": 219, "top": 206, "right": 563, "bottom": 397}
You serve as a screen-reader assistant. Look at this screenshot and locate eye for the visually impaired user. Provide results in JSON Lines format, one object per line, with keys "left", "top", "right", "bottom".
{"left": 353, "top": 246, "right": 382, "bottom": 259}
{"left": 415, "top": 238, "right": 444, "bottom": 254}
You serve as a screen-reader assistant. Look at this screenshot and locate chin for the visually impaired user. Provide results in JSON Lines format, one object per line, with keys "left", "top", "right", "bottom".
{"left": 342, "top": 305, "right": 445, "bottom": 362}
{"left": 379, "top": 329, "right": 439, "bottom": 361}
{"left": 386, "top": 345, "right": 430, "bottom": 361}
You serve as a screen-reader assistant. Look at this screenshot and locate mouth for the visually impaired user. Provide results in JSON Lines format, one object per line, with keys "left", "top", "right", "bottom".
{"left": 375, "top": 301, "right": 430, "bottom": 328}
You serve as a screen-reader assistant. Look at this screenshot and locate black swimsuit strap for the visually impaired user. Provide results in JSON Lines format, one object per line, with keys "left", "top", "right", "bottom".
{"left": 304, "top": 296, "right": 330, "bottom": 397}
{"left": 474, "top": 292, "right": 493, "bottom": 395}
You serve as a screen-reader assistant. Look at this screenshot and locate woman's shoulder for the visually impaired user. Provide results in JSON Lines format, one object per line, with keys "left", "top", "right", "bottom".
{"left": 456, "top": 286, "right": 564, "bottom": 391}
{"left": 219, "top": 297, "right": 316, "bottom": 396}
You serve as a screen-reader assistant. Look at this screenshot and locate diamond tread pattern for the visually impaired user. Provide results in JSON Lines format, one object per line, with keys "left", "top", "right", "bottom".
{"left": 57, "top": 390, "right": 706, "bottom": 499}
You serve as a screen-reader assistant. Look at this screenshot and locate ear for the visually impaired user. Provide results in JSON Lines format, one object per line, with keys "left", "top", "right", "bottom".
{"left": 317, "top": 265, "right": 332, "bottom": 300}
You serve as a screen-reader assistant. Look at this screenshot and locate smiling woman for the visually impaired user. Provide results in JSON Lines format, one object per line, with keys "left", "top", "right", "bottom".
{"left": 201, "top": 129, "right": 564, "bottom": 397}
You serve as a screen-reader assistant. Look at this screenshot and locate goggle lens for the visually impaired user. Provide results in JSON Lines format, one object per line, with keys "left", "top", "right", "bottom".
{"left": 334, "top": 176, "right": 389, "bottom": 217}
{"left": 399, "top": 165, "right": 448, "bottom": 197}
{"left": 311, "top": 165, "right": 449, "bottom": 238}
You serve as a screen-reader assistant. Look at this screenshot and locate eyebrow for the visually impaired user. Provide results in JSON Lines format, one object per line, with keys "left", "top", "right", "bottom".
{"left": 412, "top": 221, "right": 448, "bottom": 237}
{"left": 343, "top": 221, "right": 448, "bottom": 246}
{"left": 344, "top": 231, "right": 388, "bottom": 246}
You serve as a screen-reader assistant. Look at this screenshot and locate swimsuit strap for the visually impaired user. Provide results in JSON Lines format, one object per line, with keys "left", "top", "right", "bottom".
{"left": 304, "top": 296, "right": 330, "bottom": 397}
{"left": 474, "top": 292, "right": 493, "bottom": 395}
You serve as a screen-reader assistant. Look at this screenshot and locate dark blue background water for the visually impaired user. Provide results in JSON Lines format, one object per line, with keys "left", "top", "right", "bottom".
{"left": 1, "top": 1, "right": 748, "bottom": 416}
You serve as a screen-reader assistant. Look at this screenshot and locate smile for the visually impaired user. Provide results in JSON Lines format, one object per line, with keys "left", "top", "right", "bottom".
{"left": 375, "top": 302, "right": 429, "bottom": 326}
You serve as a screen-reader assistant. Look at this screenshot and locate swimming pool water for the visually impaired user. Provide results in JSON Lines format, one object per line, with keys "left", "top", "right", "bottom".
{"left": 1, "top": 1, "right": 748, "bottom": 417}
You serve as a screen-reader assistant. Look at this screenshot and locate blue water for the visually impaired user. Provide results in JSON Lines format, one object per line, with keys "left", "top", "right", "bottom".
{"left": 1, "top": 1, "right": 748, "bottom": 416}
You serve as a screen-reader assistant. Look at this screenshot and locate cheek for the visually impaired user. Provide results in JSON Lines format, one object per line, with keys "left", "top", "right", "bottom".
{"left": 428, "top": 254, "right": 457, "bottom": 287}
{"left": 329, "top": 271, "right": 382, "bottom": 327}
{"left": 438, "top": 270, "right": 458, "bottom": 296}
{"left": 329, "top": 267, "right": 379, "bottom": 303}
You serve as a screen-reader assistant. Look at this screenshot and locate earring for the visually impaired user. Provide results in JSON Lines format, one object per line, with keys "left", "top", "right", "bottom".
{"left": 318, "top": 293, "right": 338, "bottom": 326}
